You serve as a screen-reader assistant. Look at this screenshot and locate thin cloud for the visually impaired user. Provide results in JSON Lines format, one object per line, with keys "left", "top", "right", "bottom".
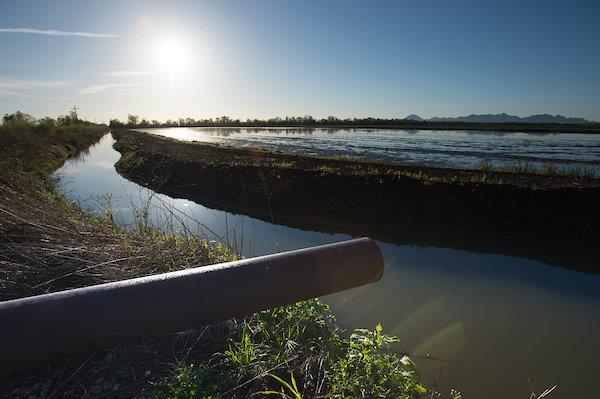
{"left": 79, "top": 83, "right": 145, "bottom": 95}
{"left": 0, "top": 76, "right": 68, "bottom": 97}
{"left": 0, "top": 28, "right": 118, "bottom": 38}
{"left": 104, "top": 70, "right": 150, "bottom": 77}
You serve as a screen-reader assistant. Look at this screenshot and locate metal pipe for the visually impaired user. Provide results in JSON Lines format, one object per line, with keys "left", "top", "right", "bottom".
{"left": 0, "top": 237, "right": 383, "bottom": 374}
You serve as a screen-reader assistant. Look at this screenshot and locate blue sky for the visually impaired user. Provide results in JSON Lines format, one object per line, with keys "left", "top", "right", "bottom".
{"left": 1, "top": 0, "right": 599, "bottom": 122}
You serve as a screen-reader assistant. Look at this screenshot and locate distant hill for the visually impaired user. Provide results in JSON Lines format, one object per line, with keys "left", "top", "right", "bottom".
{"left": 405, "top": 114, "right": 424, "bottom": 122}
{"left": 405, "top": 113, "right": 590, "bottom": 124}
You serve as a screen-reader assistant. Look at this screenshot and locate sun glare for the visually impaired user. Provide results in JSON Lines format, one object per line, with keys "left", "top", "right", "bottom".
{"left": 155, "top": 36, "right": 187, "bottom": 72}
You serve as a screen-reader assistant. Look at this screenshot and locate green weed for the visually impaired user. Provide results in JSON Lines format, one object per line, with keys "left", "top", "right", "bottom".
{"left": 155, "top": 301, "right": 428, "bottom": 398}
{"left": 153, "top": 363, "right": 222, "bottom": 399}
{"left": 259, "top": 373, "right": 303, "bottom": 399}
{"left": 327, "top": 324, "right": 427, "bottom": 399}
{"left": 225, "top": 330, "right": 260, "bottom": 367}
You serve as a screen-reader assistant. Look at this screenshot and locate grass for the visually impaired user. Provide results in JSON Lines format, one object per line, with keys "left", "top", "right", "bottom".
{"left": 260, "top": 373, "right": 303, "bottom": 399}
{"left": 0, "top": 114, "right": 237, "bottom": 396}
{"left": 120, "top": 129, "right": 598, "bottom": 189}
{"left": 2, "top": 115, "right": 563, "bottom": 398}
{"left": 475, "top": 159, "right": 598, "bottom": 178}
{"left": 0, "top": 113, "right": 435, "bottom": 397}
{"left": 154, "top": 300, "right": 428, "bottom": 398}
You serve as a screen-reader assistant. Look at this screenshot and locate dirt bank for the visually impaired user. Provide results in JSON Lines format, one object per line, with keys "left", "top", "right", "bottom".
{"left": 113, "top": 130, "right": 600, "bottom": 273}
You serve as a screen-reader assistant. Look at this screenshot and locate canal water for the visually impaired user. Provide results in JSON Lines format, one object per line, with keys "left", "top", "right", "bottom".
{"left": 55, "top": 133, "right": 600, "bottom": 398}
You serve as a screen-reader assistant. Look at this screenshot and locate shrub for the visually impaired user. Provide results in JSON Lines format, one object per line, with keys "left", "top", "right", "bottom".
{"left": 155, "top": 301, "right": 427, "bottom": 398}
{"left": 327, "top": 324, "right": 426, "bottom": 399}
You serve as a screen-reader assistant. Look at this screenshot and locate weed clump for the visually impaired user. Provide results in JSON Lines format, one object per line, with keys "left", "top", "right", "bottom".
{"left": 154, "top": 300, "right": 428, "bottom": 398}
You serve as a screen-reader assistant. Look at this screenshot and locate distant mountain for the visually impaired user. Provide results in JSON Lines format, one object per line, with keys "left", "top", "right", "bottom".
{"left": 405, "top": 114, "right": 424, "bottom": 122}
{"left": 405, "top": 113, "right": 590, "bottom": 124}
{"left": 520, "top": 114, "right": 590, "bottom": 124}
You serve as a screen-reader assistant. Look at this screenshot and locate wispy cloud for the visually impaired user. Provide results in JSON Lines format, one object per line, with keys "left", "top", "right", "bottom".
{"left": 79, "top": 83, "right": 145, "bottom": 95}
{"left": 0, "top": 76, "right": 68, "bottom": 97}
{"left": 0, "top": 28, "right": 118, "bottom": 38}
{"left": 0, "top": 76, "right": 146, "bottom": 98}
{"left": 104, "top": 70, "right": 151, "bottom": 77}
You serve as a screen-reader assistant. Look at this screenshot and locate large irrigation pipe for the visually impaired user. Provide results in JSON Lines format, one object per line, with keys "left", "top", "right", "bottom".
{"left": 0, "top": 237, "right": 383, "bottom": 374}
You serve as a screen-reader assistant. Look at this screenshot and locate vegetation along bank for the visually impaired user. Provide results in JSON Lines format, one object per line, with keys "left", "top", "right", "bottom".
{"left": 1, "top": 113, "right": 432, "bottom": 398}
{"left": 114, "top": 129, "right": 600, "bottom": 274}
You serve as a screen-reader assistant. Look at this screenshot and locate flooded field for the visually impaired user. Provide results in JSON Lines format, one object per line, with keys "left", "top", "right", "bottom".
{"left": 55, "top": 133, "right": 600, "bottom": 398}
{"left": 139, "top": 127, "right": 600, "bottom": 174}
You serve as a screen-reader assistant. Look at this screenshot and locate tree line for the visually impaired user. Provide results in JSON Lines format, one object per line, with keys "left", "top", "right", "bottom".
{"left": 2, "top": 110, "right": 100, "bottom": 130}
{"left": 108, "top": 114, "right": 420, "bottom": 129}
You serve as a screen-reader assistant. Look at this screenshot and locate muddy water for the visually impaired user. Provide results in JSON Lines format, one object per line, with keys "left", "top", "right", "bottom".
{"left": 55, "top": 133, "right": 600, "bottom": 398}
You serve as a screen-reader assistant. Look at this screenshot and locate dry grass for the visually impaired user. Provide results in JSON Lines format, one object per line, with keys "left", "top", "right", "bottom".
{"left": 0, "top": 121, "right": 239, "bottom": 397}
{"left": 0, "top": 174, "right": 235, "bottom": 301}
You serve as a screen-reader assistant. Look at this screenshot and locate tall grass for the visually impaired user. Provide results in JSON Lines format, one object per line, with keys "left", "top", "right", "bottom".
{"left": 475, "top": 159, "right": 598, "bottom": 178}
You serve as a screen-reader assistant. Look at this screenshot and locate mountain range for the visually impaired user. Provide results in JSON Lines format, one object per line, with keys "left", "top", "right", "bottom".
{"left": 404, "top": 113, "right": 591, "bottom": 124}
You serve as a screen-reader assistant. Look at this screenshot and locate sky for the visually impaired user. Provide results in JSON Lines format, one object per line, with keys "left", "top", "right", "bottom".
{"left": 1, "top": 0, "right": 599, "bottom": 122}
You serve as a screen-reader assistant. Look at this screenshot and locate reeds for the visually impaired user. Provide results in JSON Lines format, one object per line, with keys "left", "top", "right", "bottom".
{"left": 475, "top": 159, "right": 598, "bottom": 178}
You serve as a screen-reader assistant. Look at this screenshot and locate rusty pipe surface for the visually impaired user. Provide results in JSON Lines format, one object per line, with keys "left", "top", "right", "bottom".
{"left": 0, "top": 237, "right": 383, "bottom": 374}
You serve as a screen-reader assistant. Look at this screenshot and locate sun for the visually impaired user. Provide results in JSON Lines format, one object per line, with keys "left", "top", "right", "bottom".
{"left": 155, "top": 36, "right": 187, "bottom": 72}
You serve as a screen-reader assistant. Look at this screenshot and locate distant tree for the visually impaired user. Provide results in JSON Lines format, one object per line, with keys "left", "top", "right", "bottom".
{"left": 127, "top": 114, "right": 140, "bottom": 127}
{"left": 109, "top": 119, "right": 125, "bottom": 128}
{"left": 57, "top": 114, "right": 75, "bottom": 125}
{"left": 37, "top": 117, "right": 56, "bottom": 128}
{"left": 87, "top": 113, "right": 442, "bottom": 129}
{"left": 217, "top": 116, "right": 231, "bottom": 125}
{"left": 3, "top": 111, "right": 35, "bottom": 125}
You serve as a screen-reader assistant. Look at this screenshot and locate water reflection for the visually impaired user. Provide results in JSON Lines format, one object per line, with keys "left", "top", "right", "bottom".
{"left": 55, "top": 134, "right": 600, "bottom": 398}
{"left": 138, "top": 127, "right": 600, "bottom": 174}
